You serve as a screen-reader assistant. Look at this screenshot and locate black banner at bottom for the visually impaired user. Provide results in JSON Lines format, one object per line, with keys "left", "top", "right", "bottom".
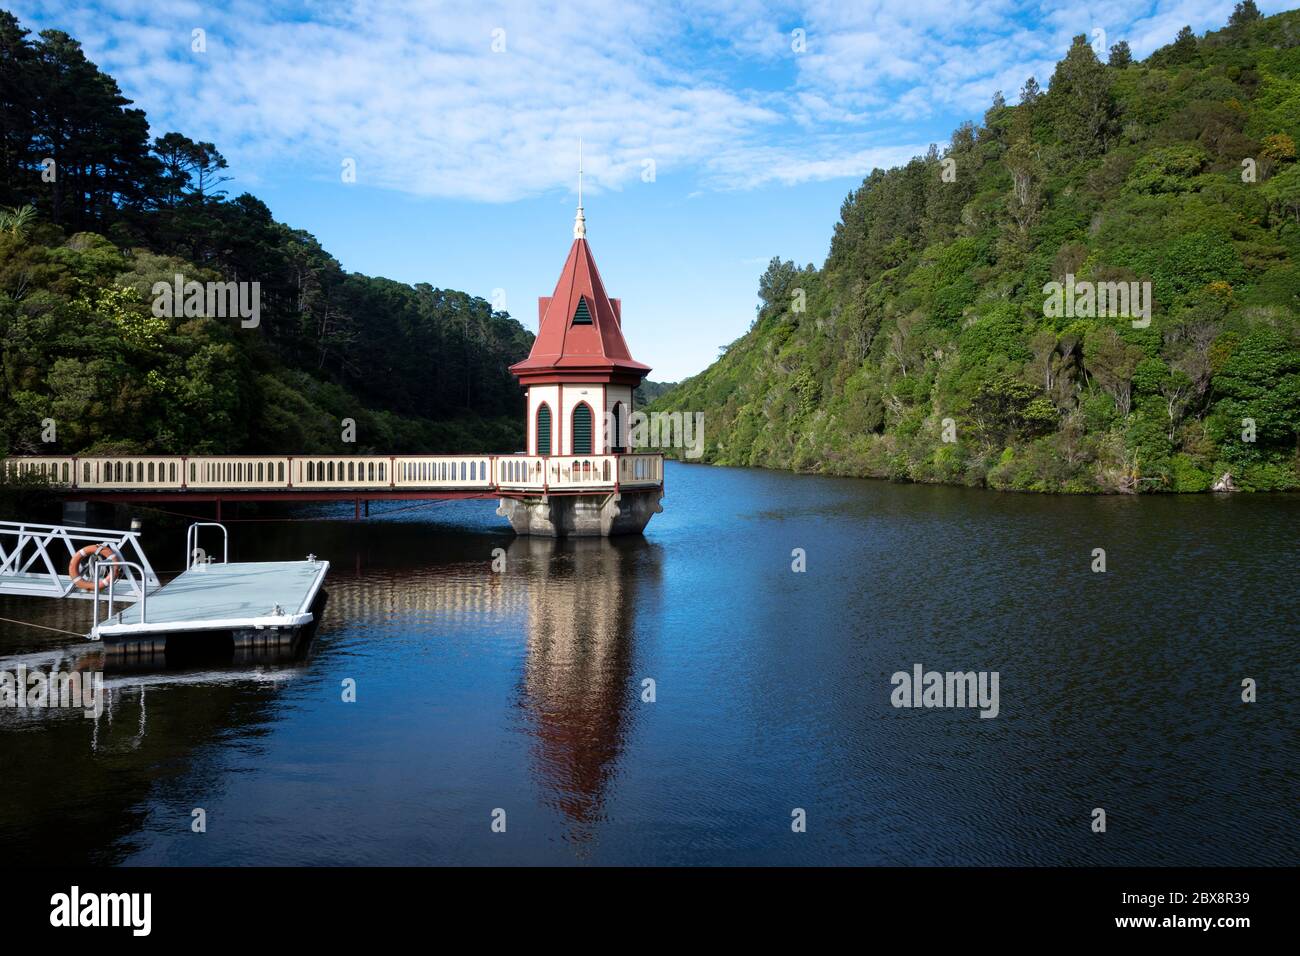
{"left": 1, "top": 866, "right": 1287, "bottom": 940}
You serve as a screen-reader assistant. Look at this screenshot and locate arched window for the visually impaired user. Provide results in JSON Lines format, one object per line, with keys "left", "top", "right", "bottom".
{"left": 611, "top": 401, "right": 627, "bottom": 453}
{"left": 535, "top": 403, "right": 552, "bottom": 456}
{"left": 571, "top": 403, "right": 593, "bottom": 455}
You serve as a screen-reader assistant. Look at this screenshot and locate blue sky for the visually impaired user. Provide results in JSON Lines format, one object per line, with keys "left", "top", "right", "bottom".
{"left": 10, "top": 0, "right": 1288, "bottom": 380}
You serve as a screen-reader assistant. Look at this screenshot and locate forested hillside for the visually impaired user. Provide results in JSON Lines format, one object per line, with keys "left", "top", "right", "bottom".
{"left": 655, "top": 4, "right": 1300, "bottom": 492}
{"left": 0, "top": 9, "right": 531, "bottom": 458}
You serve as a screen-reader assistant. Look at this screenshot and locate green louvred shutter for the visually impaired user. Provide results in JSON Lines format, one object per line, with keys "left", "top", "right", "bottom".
{"left": 572, "top": 404, "right": 592, "bottom": 454}
{"left": 536, "top": 404, "right": 552, "bottom": 455}
{"left": 572, "top": 296, "right": 593, "bottom": 325}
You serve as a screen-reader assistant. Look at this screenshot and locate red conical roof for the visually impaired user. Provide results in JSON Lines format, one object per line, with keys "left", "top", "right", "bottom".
{"left": 510, "top": 238, "right": 650, "bottom": 386}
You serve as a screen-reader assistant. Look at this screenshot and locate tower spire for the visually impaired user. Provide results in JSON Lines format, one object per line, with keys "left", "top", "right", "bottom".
{"left": 574, "top": 139, "right": 586, "bottom": 239}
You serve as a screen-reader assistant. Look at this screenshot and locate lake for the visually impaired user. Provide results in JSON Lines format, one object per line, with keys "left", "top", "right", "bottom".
{"left": 1, "top": 461, "right": 1296, "bottom": 865}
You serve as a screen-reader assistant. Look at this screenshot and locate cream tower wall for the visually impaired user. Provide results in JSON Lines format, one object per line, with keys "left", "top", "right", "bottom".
{"left": 559, "top": 384, "right": 604, "bottom": 454}
{"left": 527, "top": 383, "right": 617, "bottom": 455}
{"left": 526, "top": 385, "right": 560, "bottom": 455}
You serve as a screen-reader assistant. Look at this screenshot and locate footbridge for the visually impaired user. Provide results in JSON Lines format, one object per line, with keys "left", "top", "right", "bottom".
{"left": 1, "top": 452, "right": 666, "bottom": 536}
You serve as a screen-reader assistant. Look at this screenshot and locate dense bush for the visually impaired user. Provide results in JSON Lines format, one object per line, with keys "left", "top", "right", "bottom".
{"left": 655, "top": 10, "right": 1300, "bottom": 493}
{"left": 0, "top": 10, "right": 532, "bottom": 457}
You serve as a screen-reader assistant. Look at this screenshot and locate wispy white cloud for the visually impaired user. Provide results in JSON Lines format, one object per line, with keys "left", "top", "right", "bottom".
{"left": 10, "top": 0, "right": 1245, "bottom": 202}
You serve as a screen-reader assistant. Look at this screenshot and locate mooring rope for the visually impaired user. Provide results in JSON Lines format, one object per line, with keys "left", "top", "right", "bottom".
{"left": 0, "top": 615, "right": 87, "bottom": 638}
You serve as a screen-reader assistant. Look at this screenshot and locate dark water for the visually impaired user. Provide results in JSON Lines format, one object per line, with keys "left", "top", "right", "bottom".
{"left": 1, "top": 462, "right": 1296, "bottom": 866}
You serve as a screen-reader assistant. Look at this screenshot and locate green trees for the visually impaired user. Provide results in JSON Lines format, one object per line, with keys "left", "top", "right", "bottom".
{"left": 1208, "top": 329, "right": 1300, "bottom": 475}
{"left": 0, "top": 9, "right": 532, "bottom": 458}
{"left": 1004, "top": 138, "right": 1043, "bottom": 237}
{"left": 0, "top": 11, "right": 35, "bottom": 207}
{"left": 1124, "top": 144, "right": 1209, "bottom": 194}
{"left": 1263, "top": 164, "right": 1300, "bottom": 223}
{"left": 756, "top": 257, "right": 802, "bottom": 323}
{"left": 1168, "top": 27, "right": 1200, "bottom": 66}
{"left": 1049, "top": 35, "right": 1119, "bottom": 158}
{"left": 969, "top": 375, "right": 1057, "bottom": 446}
{"left": 0, "top": 212, "right": 532, "bottom": 456}
{"left": 0, "top": 203, "right": 34, "bottom": 236}
{"left": 652, "top": 8, "right": 1300, "bottom": 494}
{"left": 152, "top": 133, "right": 230, "bottom": 205}
{"left": 24, "top": 29, "right": 157, "bottom": 229}
{"left": 1229, "top": 2, "right": 1262, "bottom": 29}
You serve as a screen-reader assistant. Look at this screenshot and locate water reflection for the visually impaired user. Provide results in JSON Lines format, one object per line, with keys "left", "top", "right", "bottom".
{"left": 510, "top": 536, "right": 661, "bottom": 844}
{"left": 0, "top": 593, "right": 322, "bottom": 863}
{"left": 2, "top": 466, "right": 1295, "bottom": 865}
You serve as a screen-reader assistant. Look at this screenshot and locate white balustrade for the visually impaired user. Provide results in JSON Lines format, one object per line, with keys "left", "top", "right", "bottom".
{"left": 496, "top": 455, "right": 547, "bottom": 491}
{"left": 618, "top": 453, "right": 663, "bottom": 487}
{"left": 2, "top": 452, "right": 663, "bottom": 494}
{"left": 390, "top": 456, "right": 492, "bottom": 490}
{"left": 0, "top": 457, "right": 74, "bottom": 485}
{"left": 188, "top": 456, "right": 288, "bottom": 490}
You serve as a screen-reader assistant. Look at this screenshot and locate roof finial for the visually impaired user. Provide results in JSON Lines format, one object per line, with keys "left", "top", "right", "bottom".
{"left": 574, "top": 139, "right": 587, "bottom": 239}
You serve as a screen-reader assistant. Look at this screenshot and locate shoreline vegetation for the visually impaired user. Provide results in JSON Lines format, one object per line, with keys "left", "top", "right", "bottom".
{"left": 650, "top": 6, "right": 1300, "bottom": 494}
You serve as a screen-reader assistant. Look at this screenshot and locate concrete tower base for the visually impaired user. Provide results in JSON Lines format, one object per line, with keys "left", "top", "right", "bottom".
{"left": 497, "top": 490, "right": 663, "bottom": 537}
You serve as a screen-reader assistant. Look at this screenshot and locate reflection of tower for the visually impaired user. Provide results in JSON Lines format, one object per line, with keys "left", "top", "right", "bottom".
{"left": 511, "top": 536, "right": 658, "bottom": 843}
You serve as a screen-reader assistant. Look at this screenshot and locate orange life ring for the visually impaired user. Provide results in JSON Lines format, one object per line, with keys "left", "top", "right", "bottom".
{"left": 69, "top": 544, "right": 120, "bottom": 592}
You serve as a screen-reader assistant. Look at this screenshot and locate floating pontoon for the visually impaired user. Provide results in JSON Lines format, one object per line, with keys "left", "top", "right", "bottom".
{"left": 0, "top": 519, "right": 328, "bottom": 655}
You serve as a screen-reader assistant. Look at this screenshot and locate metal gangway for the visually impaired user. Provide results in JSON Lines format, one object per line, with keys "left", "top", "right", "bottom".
{"left": 0, "top": 519, "right": 160, "bottom": 604}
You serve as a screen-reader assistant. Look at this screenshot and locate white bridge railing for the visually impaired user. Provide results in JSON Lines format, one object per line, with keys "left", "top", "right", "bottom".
{"left": 0, "top": 519, "right": 160, "bottom": 602}
{"left": 1, "top": 453, "right": 664, "bottom": 494}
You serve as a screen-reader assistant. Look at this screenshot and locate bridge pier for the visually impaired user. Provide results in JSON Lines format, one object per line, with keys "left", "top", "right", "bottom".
{"left": 497, "top": 489, "right": 663, "bottom": 537}
{"left": 62, "top": 499, "right": 113, "bottom": 529}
